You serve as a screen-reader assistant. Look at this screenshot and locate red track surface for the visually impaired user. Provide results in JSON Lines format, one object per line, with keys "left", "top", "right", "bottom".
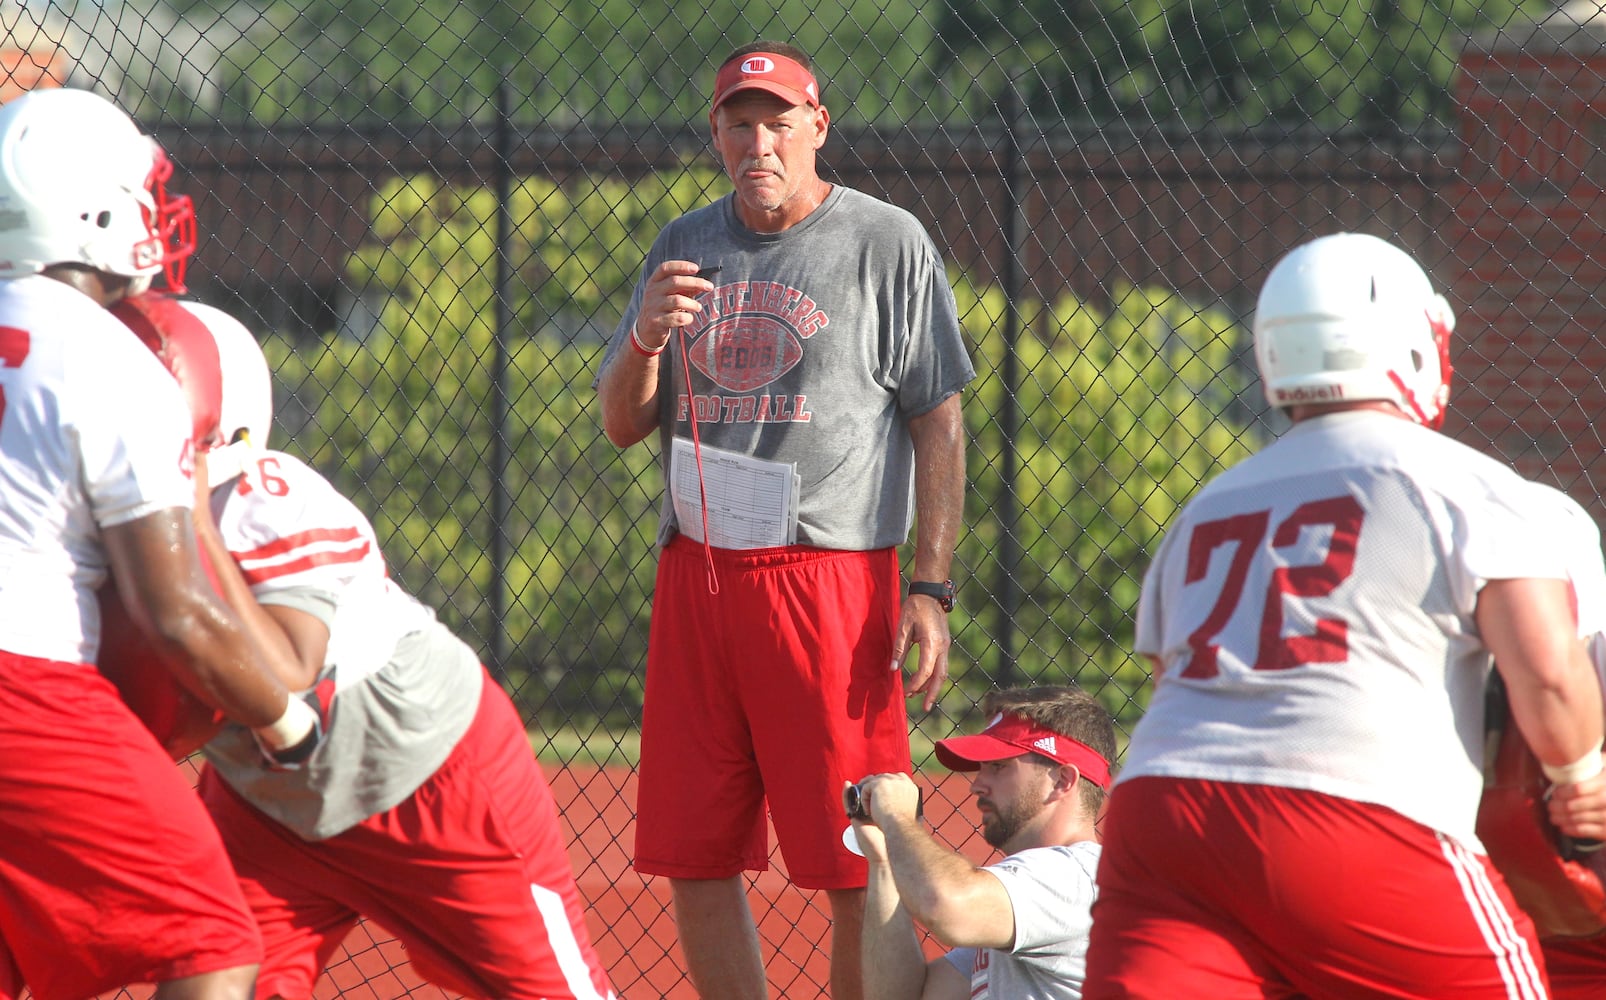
{"left": 92, "top": 763, "right": 991, "bottom": 1000}
{"left": 543, "top": 764, "right": 989, "bottom": 1000}
{"left": 311, "top": 764, "right": 989, "bottom": 999}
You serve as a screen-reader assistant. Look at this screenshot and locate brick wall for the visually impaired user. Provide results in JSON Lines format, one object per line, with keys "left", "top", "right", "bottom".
{"left": 1453, "top": 22, "right": 1606, "bottom": 507}
{"left": 0, "top": 47, "right": 64, "bottom": 103}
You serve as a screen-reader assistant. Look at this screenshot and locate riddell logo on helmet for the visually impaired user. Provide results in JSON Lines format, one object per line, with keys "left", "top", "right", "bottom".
{"left": 1273, "top": 385, "right": 1345, "bottom": 403}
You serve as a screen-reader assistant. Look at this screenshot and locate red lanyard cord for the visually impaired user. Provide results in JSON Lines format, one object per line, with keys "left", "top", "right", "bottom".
{"left": 675, "top": 325, "right": 720, "bottom": 595}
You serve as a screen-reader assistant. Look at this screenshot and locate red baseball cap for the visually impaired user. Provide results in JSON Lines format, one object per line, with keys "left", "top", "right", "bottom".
{"left": 935, "top": 712, "right": 1112, "bottom": 789}
{"left": 712, "top": 52, "right": 821, "bottom": 112}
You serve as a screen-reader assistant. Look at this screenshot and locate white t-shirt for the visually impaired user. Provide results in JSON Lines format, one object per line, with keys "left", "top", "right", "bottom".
{"left": 942, "top": 841, "right": 1100, "bottom": 999}
{"left": 1126, "top": 410, "right": 1577, "bottom": 848}
{"left": 0, "top": 275, "right": 195, "bottom": 664}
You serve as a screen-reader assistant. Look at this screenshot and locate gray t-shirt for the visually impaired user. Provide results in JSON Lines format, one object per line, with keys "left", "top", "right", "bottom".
{"left": 598, "top": 186, "right": 975, "bottom": 551}
{"left": 943, "top": 841, "right": 1101, "bottom": 1000}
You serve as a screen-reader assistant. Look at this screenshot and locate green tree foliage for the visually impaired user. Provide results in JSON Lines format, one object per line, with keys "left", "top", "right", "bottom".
{"left": 264, "top": 167, "right": 1256, "bottom": 731}
{"left": 162, "top": 0, "right": 1553, "bottom": 130}
{"left": 172, "top": 0, "right": 948, "bottom": 127}
{"left": 930, "top": 0, "right": 1549, "bottom": 129}
{"left": 268, "top": 166, "right": 723, "bottom": 726}
{"left": 952, "top": 275, "right": 1256, "bottom": 734}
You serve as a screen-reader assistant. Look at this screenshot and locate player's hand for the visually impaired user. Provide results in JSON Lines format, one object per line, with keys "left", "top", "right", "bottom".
{"left": 892, "top": 596, "right": 950, "bottom": 712}
{"left": 251, "top": 693, "right": 324, "bottom": 770}
{"left": 1547, "top": 770, "right": 1606, "bottom": 842}
{"left": 634, "top": 260, "right": 719, "bottom": 352}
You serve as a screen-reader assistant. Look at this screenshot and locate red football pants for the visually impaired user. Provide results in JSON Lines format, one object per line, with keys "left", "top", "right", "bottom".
{"left": 1086, "top": 776, "right": 1549, "bottom": 1000}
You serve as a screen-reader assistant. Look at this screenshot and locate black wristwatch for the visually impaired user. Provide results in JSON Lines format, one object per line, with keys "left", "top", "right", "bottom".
{"left": 907, "top": 579, "right": 956, "bottom": 613}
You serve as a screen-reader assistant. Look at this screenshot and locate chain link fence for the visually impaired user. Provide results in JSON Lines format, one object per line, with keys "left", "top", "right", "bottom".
{"left": 10, "top": 0, "right": 1606, "bottom": 996}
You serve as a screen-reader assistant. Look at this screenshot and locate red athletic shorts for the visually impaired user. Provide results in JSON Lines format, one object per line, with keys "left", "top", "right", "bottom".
{"left": 1086, "top": 776, "right": 1549, "bottom": 1000}
{"left": 633, "top": 537, "right": 912, "bottom": 889}
{"left": 0, "top": 649, "right": 260, "bottom": 1000}
{"left": 1541, "top": 933, "right": 1606, "bottom": 999}
{"left": 200, "top": 669, "right": 614, "bottom": 1000}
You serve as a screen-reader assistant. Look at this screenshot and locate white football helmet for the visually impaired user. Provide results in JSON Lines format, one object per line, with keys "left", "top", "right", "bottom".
{"left": 1253, "top": 232, "right": 1456, "bottom": 429}
{"left": 0, "top": 88, "right": 195, "bottom": 291}
{"left": 184, "top": 301, "right": 273, "bottom": 481}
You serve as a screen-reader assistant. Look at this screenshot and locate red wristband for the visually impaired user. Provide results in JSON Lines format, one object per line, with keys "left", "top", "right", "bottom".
{"left": 630, "top": 323, "right": 665, "bottom": 357}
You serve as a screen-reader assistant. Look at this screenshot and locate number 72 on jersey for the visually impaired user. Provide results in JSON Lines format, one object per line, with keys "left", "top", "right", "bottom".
{"left": 1178, "top": 495, "right": 1364, "bottom": 679}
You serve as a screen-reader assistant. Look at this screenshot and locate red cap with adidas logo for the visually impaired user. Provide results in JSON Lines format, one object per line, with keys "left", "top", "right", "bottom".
{"left": 934, "top": 712, "right": 1112, "bottom": 789}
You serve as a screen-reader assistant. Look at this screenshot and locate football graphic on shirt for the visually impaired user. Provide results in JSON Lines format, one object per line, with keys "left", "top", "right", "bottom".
{"left": 688, "top": 314, "right": 803, "bottom": 393}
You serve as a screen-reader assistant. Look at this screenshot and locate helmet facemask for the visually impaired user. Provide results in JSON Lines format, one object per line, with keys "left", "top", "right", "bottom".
{"left": 139, "top": 144, "right": 195, "bottom": 294}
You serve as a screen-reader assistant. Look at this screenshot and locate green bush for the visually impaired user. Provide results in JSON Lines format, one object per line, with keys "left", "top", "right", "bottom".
{"left": 952, "top": 275, "right": 1257, "bottom": 735}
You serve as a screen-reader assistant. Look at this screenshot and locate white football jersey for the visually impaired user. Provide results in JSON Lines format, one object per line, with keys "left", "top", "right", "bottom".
{"left": 1127, "top": 410, "right": 1577, "bottom": 847}
{"left": 0, "top": 276, "right": 195, "bottom": 664}
{"left": 204, "top": 447, "right": 481, "bottom": 838}
{"left": 209, "top": 449, "right": 435, "bottom": 690}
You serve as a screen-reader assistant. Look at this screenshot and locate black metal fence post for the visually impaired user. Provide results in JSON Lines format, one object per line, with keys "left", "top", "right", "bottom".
{"left": 995, "top": 80, "right": 1027, "bottom": 687}
{"left": 490, "top": 76, "right": 514, "bottom": 678}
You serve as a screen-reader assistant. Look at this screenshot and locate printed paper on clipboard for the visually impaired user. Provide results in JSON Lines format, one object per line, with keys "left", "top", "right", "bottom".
{"left": 669, "top": 437, "right": 801, "bottom": 550}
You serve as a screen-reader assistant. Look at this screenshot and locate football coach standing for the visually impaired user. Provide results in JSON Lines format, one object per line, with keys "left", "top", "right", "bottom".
{"left": 594, "top": 38, "right": 975, "bottom": 1000}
